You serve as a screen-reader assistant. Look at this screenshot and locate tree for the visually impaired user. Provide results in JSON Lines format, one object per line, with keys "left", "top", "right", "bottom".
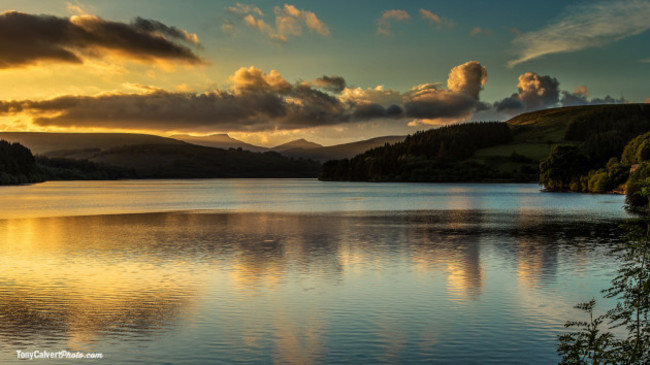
{"left": 602, "top": 217, "right": 650, "bottom": 363}
{"left": 557, "top": 299, "right": 616, "bottom": 364}
{"left": 558, "top": 185, "right": 650, "bottom": 364}
{"left": 539, "top": 145, "right": 590, "bottom": 191}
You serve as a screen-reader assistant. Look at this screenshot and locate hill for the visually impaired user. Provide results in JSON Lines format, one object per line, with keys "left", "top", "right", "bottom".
{"left": 271, "top": 139, "right": 323, "bottom": 152}
{"left": 276, "top": 136, "right": 406, "bottom": 162}
{"left": 87, "top": 144, "right": 320, "bottom": 178}
{"left": 321, "top": 104, "right": 650, "bottom": 183}
{"left": 0, "top": 132, "right": 185, "bottom": 156}
{"left": 171, "top": 134, "right": 268, "bottom": 152}
{"left": 321, "top": 122, "right": 514, "bottom": 182}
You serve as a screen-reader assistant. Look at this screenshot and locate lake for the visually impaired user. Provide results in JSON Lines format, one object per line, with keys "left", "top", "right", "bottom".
{"left": 0, "top": 179, "right": 633, "bottom": 364}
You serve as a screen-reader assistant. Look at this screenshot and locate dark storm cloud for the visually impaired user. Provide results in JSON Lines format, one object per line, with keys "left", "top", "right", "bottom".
{"left": 311, "top": 75, "right": 347, "bottom": 93}
{"left": 493, "top": 94, "right": 525, "bottom": 113}
{"left": 404, "top": 91, "right": 484, "bottom": 119}
{"left": 0, "top": 11, "right": 204, "bottom": 68}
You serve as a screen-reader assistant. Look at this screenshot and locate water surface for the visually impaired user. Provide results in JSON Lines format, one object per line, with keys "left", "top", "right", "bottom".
{"left": 0, "top": 180, "right": 632, "bottom": 364}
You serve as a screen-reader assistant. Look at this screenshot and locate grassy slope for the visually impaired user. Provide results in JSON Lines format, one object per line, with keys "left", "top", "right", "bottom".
{"left": 471, "top": 104, "right": 649, "bottom": 176}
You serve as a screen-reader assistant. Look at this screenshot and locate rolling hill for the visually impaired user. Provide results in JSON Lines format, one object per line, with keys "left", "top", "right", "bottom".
{"left": 0, "top": 132, "right": 185, "bottom": 156}
{"left": 321, "top": 104, "right": 650, "bottom": 182}
{"left": 271, "top": 139, "right": 323, "bottom": 152}
{"left": 171, "top": 134, "right": 268, "bottom": 152}
{"left": 272, "top": 136, "right": 406, "bottom": 162}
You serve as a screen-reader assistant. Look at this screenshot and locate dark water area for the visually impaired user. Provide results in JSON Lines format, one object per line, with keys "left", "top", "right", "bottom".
{"left": 0, "top": 180, "right": 632, "bottom": 364}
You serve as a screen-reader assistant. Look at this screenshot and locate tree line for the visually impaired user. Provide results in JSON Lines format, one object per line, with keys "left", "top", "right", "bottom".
{"left": 320, "top": 121, "right": 516, "bottom": 182}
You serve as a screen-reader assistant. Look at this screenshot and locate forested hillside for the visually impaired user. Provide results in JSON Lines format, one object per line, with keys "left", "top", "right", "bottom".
{"left": 320, "top": 122, "right": 515, "bottom": 182}
{"left": 0, "top": 140, "right": 39, "bottom": 184}
{"left": 321, "top": 104, "right": 650, "bottom": 186}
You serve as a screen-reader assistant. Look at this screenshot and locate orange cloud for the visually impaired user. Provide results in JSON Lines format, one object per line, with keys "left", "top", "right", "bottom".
{"left": 0, "top": 11, "right": 204, "bottom": 68}
{"left": 226, "top": 3, "right": 329, "bottom": 42}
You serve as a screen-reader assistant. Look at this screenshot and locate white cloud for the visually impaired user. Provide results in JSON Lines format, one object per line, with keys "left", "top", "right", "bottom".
{"left": 509, "top": 0, "right": 650, "bottom": 67}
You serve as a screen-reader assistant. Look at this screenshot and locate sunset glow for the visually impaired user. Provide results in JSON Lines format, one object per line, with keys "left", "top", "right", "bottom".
{"left": 0, "top": 0, "right": 648, "bottom": 146}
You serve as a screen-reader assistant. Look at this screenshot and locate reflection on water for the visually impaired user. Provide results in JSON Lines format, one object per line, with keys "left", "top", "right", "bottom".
{"left": 0, "top": 208, "right": 624, "bottom": 364}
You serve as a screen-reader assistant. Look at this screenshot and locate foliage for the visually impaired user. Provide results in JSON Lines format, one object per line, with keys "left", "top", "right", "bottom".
{"left": 88, "top": 143, "right": 322, "bottom": 178}
{"left": 564, "top": 104, "right": 650, "bottom": 143}
{"left": 538, "top": 145, "right": 590, "bottom": 191}
{"left": 35, "top": 156, "right": 136, "bottom": 180}
{"left": 558, "top": 189, "right": 650, "bottom": 364}
{"left": 320, "top": 122, "right": 513, "bottom": 182}
{"left": 0, "top": 139, "right": 41, "bottom": 184}
{"left": 621, "top": 131, "right": 650, "bottom": 166}
{"left": 625, "top": 166, "right": 650, "bottom": 211}
{"left": 601, "top": 218, "right": 650, "bottom": 364}
{"left": 557, "top": 299, "right": 617, "bottom": 364}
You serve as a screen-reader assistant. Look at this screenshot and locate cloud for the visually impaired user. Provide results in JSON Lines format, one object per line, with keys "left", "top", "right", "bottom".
{"left": 403, "top": 61, "right": 488, "bottom": 123}
{"left": 339, "top": 85, "right": 403, "bottom": 108}
{"left": 561, "top": 85, "right": 626, "bottom": 106}
{"left": 419, "top": 9, "right": 455, "bottom": 29}
{"left": 516, "top": 72, "right": 560, "bottom": 110}
{"left": 229, "top": 66, "right": 292, "bottom": 94}
{"left": 0, "top": 11, "right": 204, "bottom": 68}
{"left": 0, "top": 67, "right": 352, "bottom": 132}
{"left": 311, "top": 76, "right": 347, "bottom": 93}
{"left": 377, "top": 9, "right": 410, "bottom": 36}
{"left": 509, "top": 0, "right": 650, "bottom": 67}
{"left": 494, "top": 72, "right": 559, "bottom": 113}
{"left": 494, "top": 74, "right": 626, "bottom": 115}
{"left": 227, "top": 3, "right": 264, "bottom": 16}
{"left": 0, "top": 62, "right": 493, "bottom": 132}
{"left": 225, "top": 3, "right": 329, "bottom": 42}
{"left": 447, "top": 61, "right": 487, "bottom": 99}
{"left": 338, "top": 85, "right": 403, "bottom": 119}
{"left": 133, "top": 17, "right": 200, "bottom": 45}
{"left": 470, "top": 27, "right": 492, "bottom": 37}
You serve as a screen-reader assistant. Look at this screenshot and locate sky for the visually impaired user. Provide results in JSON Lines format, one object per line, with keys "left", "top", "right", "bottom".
{"left": 0, "top": 0, "right": 648, "bottom": 147}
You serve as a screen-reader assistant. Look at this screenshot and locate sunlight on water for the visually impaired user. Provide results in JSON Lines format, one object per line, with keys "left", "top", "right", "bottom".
{"left": 0, "top": 180, "right": 632, "bottom": 364}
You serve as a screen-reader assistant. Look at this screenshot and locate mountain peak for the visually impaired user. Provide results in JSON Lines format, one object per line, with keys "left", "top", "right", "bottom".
{"left": 272, "top": 139, "right": 323, "bottom": 152}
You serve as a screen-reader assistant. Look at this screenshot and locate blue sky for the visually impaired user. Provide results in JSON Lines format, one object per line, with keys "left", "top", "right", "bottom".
{"left": 0, "top": 0, "right": 648, "bottom": 145}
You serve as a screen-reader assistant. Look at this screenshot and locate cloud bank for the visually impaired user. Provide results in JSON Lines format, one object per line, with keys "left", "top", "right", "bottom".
{"left": 0, "top": 10, "right": 204, "bottom": 68}
{"left": 0, "top": 61, "right": 629, "bottom": 134}
{"left": 509, "top": 0, "right": 650, "bottom": 66}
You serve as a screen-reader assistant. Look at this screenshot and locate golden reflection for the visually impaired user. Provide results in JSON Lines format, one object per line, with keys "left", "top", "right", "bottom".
{"left": 407, "top": 211, "right": 485, "bottom": 300}
{"left": 514, "top": 211, "right": 558, "bottom": 288}
{"left": 0, "top": 215, "right": 209, "bottom": 347}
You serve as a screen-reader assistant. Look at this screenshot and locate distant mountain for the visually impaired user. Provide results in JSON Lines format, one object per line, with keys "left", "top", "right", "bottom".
{"left": 271, "top": 139, "right": 323, "bottom": 152}
{"left": 171, "top": 133, "right": 268, "bottom": 152}
{"left": 277, "top": 135, "right": 406, "bottom": 162}
{"left": 0, "top": 132, "right": 185, "bottom": 156}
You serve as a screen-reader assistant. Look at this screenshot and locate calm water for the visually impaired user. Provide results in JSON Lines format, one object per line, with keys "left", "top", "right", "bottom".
{"left": 0, "top": 179, "right": 633, "bottom": 364}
